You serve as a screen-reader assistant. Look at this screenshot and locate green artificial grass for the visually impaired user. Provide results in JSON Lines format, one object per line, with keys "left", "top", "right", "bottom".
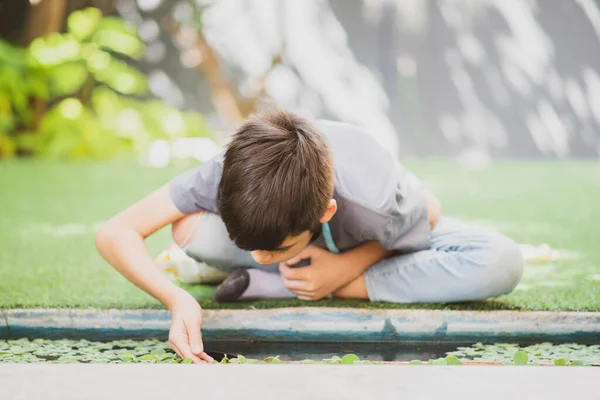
{"left": 0, "top": 159, "right": 599, "bottom": 311}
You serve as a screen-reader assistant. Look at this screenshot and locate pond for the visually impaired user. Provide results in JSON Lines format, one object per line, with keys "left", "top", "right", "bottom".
{"left": 1, "top": 339, "right": 598, "bottom": 365}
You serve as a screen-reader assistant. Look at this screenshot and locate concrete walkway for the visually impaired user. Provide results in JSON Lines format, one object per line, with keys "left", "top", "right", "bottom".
{"left": 1, "top": 364, "right": 597, "bottom": 400}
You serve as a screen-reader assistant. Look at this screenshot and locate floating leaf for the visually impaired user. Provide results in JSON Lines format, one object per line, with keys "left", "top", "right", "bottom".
{"left": 301, "top": 359, "right": 317, "bottom": 364}
{"left": 264, "top": 355, "right": 281, "bottom": 364}
{"left": 159, "top": 353, "right": 175, "bottom": 361}
{"left": 341, "top": 354, "right": 360, "bottom": 365}
{"left": 323, "top": 356, "right": 342, "bottom": 364}
{"left": 408, "top": 360, "right": 423, "bottom": 365}
{"left": 445, "top": 354, "right": 462, "bottom": 365}
{"left": 514, "top": 351, "right": 528, "bottom": 365}
{"left": 182, "top": 358, "right": 193, "bottom": 364}
{"left": 119, "top": 354, "right": 137, "bottom": 363}
{"left": 554, "top": 358, "right": 568, "bottom": 366}
{"left": 138, "top": 354, "right": 156, "bottom": 362}
{"left": 570, "top": 360, "right": 584, "bottom": 366}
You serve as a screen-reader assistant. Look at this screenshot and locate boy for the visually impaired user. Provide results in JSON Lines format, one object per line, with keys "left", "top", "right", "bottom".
{"left": 96, "top": 111, "right": 523, "bottom": 363}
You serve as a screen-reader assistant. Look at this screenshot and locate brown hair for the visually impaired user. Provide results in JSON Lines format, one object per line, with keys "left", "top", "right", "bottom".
{"left": 218, "top": 111, "right": 334, "bottom": 251}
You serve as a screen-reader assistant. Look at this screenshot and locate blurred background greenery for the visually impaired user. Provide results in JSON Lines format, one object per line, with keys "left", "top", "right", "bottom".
{"left": 0, "top": 5, "right": 211, "bottom": 161}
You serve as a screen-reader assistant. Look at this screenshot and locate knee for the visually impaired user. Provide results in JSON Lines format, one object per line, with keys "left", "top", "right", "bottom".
{"left": 173, "top": 212, "right": 236, "bottom": 271}
{"left": 477, "top": 234, "right": 524, "bottom": 297}
{"left": 171, "top": 211, "right": 205, "bottom": 248}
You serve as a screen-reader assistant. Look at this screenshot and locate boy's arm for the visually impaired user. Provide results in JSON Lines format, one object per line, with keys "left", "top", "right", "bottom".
{"left": 281, "top": 191, "right": 442, "bottom": 300}
{"left": 280, "top": 241, "right": 391, "bottom": 300}
{"left": 95, "top": 184, "right": 212, "bottom": 363}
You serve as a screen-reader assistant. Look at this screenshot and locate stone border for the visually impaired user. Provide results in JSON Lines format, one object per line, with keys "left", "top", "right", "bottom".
{"left": 2, "top": 308, "right": 600, "bottom": 343}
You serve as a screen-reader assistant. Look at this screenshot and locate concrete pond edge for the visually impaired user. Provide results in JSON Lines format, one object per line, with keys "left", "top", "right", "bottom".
{"left": 1, "top": 308, "right": 599, "bottom": 343}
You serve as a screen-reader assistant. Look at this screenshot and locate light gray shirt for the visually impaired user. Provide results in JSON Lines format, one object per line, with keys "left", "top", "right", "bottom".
{"left": 169, "top": 120, "right": 431, "bottom": 253}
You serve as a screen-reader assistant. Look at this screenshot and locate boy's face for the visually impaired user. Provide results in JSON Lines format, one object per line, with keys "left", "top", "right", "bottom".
{"left": 250, "top": 230, "right": 314, "bottom": 266}
{"left": 249, "top": 199, "right": 337, "bottom": 266}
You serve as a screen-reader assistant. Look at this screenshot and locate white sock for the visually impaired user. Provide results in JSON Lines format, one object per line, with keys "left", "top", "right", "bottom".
{"left": 239, "top": 269, "right": 296, "bottom": 300}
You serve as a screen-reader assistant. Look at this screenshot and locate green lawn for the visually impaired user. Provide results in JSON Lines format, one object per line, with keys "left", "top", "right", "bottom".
{"left": 0, "top": 159, "right": 599, "bottom": 311}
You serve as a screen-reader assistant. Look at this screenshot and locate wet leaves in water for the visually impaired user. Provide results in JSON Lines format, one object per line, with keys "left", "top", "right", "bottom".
{"left": 554, "top": 358, "right": 568, "bottom": 366}
{"left": 341, "top": 354, "right": 360, "bottom": 365}
{"left": 513, "top": 351, "right": 529, "bottom": 365}
{"left": 264, "top": 355, "right": 281, "bottom": 364}
{"left": 1, "top": 339, "right": 598, "bottom": 366}
{"left": 445, "top": 354, "right": 462, "bottom": 365}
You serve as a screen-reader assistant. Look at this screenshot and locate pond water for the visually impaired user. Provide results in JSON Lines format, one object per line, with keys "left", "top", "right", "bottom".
{"left": 0, "top": 339, "right": 598, "bottom": 365}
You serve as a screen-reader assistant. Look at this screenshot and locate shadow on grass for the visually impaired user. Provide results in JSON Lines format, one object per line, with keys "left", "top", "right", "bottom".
{"left": 191, "top": 296, "right": 523, "bottom": 312}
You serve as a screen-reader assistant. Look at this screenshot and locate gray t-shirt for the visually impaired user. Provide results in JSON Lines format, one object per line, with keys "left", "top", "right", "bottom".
{"left": 169, "top": 120, "right": 431, "bottom": 253}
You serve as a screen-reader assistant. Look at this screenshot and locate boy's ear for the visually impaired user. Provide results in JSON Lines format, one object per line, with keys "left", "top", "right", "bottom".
{"left": 319, "top": 199, "right": 337, "bottom": 223}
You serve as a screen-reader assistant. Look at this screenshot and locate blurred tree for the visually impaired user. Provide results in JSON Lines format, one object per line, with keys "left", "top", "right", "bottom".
{"left": 162, "top": 1, "right": 282, "bottom": 126}
{"left": 24, "top": 0, "right": 68, "bottom": 45}
{"left": 122, "top": 0, "right": 399, "bottom": 155}
{"left": 0, "top": 7, "right": 211, "bottom": 160}
{"left": 23, "top": 0, "right": 68, "bottom": 129}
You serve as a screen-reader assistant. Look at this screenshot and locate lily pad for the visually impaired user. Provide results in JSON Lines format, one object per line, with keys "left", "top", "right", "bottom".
{"left": 341, "top": 354, "right": 360, "bottom": 365}
{"left": 264, "top": 355, "right": 281, "bottom": 364}
{"left": 514, "top": 351, "right": 528, "bottom": 365}
{"left": 554, "top": 358, "right": 568, "bottom": 366}
{"left": 445, "top": 354, "right": 462, "bottom": 365}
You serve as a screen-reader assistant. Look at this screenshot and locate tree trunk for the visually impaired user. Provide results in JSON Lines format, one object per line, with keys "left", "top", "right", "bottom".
{"left": 23, "top": 0, "right": 68, "bottom": 131}
{"left": 24, "top": 0, "right": 68, "bottom": 45}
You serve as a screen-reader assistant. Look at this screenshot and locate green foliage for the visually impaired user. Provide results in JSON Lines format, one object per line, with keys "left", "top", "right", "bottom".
{"left": 0, "top": 41, "right": 48, "bottom": 157}
{"left": 341, "top": 354, "right": 360, "bottom": 365}
{"left": 0, "top": 7, "right": 211, "bottom": 160}
{"left": 264, "top": 355, "right": 281, "bottom": 364}
{"left": 445, "top": 354, "right": 462, "bottom": 365}
{"left": 512, "top": 350, "right": 528, "bottom": 365}
{"left": 553, "top": 358, "right": 567, "bottom": 366}
{"left": 451, "top": 343, "right": 600, "bottom": 366}
{"left": 2, "top": 339, "right": 599, "bottom": 366}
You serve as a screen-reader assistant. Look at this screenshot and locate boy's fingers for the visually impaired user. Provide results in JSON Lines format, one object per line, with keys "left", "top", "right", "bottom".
{"left": 297, "top": 295, "right": 317, "bottom": 301}
{"left": 170, "top": 344, "right": 183, "bottom": 360}
{"left": 184, "top": 318, "right": 204, "bottom": 355}
{"left": 198, "top": 352, "right": 214, "bottom": 363}
{"left": 180, "top": 347, "right": 204, "bottom": 364}
{"left": 285, "top": 255, "right": 303, "bottom": 266}
{"left": 282, "top": 278, "right": 308, "bottom": 291}
{"left": 171, "top": 337, "right": 203, "bottom": 364}
{"left": 279, "top": 263, "right": 305, "bottom": 280}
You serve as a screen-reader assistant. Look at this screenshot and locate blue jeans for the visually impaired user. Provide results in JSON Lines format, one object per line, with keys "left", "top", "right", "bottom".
{"left": 182, "top": 213, "right": 523, "bottom": 303}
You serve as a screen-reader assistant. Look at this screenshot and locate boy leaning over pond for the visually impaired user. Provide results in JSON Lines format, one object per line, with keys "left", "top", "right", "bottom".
{"left": 96, "top": 111, "right": 523, "bottom": 363}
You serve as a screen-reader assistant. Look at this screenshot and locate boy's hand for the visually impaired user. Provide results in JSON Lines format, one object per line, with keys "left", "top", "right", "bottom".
{"left": 279, "top": 246, "right": 347, "bottom": 300}
{"left": 424, "top": 190, "right": 441, "bottom": 230}
{"left": 167, "top": 289, "right": 214, "bottom": 364}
